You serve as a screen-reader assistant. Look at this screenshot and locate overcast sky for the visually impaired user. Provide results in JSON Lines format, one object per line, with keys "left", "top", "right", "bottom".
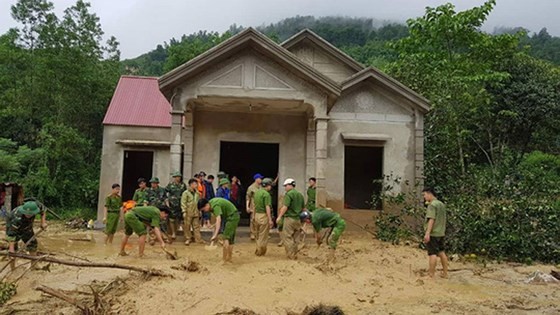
{"left": 1, "top": 0, "right": 559, "bottom": 59}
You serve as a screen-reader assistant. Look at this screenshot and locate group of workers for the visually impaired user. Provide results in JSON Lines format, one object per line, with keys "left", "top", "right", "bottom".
{"left": 4, "top": 173, "right": 447, "bottom": 277}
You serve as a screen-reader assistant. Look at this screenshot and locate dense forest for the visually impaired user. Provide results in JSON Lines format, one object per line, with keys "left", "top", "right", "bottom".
{"left": 0, "top": 0, "right": 558, "bottom": 262}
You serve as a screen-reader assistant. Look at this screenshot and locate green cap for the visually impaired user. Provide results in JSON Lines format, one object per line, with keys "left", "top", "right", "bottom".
{"left": 217, "top": 171, "right": 227, "bottom": 179}
{"left": 170, "top": 171, "right": 182, "bottom": 177}
{"left": 19, "top": 201, "right": 40, "bottom": 216}
{"left": 149, "top": 177, "right": 160, "bottom": 183}
{"left": 262, "top": 178, "right": 273, "bottom": 186}
{"left": 218, "top": 178, "right": 230, "bottom": 186}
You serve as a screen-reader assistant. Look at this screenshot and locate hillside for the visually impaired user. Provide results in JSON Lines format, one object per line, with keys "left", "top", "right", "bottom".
{"left": 121, "top": 15, "right": 560, "bottom": 76}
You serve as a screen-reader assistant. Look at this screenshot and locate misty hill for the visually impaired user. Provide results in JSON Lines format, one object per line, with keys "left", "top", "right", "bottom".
{"left": 121, "top": 15, "right": 560, "bottom": 76}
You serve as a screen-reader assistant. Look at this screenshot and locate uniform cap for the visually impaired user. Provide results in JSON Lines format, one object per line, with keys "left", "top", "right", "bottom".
{"left": 283, "top": 178, "right": 296, "bottom": 186}
{"left": 261, "top": 178, "right": 273, "bottom": 186}
{"left": 19, "top": 201, "right": 40, "bottom": 216}
{"left": 149, "top": 177, "right": 160, "bottom": 183}
{"left": 170, "top": 171, "right": 182, "bottom": 177}
{"left": 219, "top": 178, "right": 230, "bottom": 186}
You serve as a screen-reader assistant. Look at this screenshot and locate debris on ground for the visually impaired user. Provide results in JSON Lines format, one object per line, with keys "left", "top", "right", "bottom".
{"left": 163, "top": 248, "right": 178, "bottom": 260}
{"left": 524, "top": 270, "right": 559, "bottom": 284}
{"left": 215, "top": 307, "right": 257, "bottom": 315}
{"left": 287, "top": 304, "right": 345, "bottom": 315}
{"left": 551, "top": 270, "right": 560, "bottom": 281}
{"left": 65, "top": 217, "right": 87, "bottom": 230}
{"left": 0, "top": 281, "right": 17, "bottom": 306}
{"left": 171, "top": 258, "right": 206, "bottom": 273}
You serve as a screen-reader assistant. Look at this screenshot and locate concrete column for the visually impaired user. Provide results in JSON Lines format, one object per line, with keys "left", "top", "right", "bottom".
{"left": 306, "top": 117, "right": 316, "bottom": 180}
{"left": 315, "top": 118, "right": 328, "bottom": 208}
{"left": 170, "top": 110, "right": 184, "bottom": 176}
{"left": 414, "top": 109, "right": 425, "bottom": 186}
{"left": 183, "top": 111, "right": 194, "bottom": 177}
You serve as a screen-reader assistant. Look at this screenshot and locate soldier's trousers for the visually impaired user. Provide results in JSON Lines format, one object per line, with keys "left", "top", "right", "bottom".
{"left": 254, "top": 213, "right": 270, "bottom": 256}
{"left": 183, "top": 214, "right": 202, "bottom": 242}
{"left": 282, "top": 217, "right": 301, "bottom": 259}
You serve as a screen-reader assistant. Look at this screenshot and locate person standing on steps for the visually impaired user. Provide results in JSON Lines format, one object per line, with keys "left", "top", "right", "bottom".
{"left": 299, "top": 208, "right": 346, "bottom": 263}
{"left": 246, "top": 173, "right": 263, "bottom": 241}
{"left": 165, "top": 172, "right": 187, "bottom": 241}
{"left": 146, "top": 177, "right": 169, "bottom": 244}
{"left": 181, "top": 178, "right": 203, "bottom": 245}
{"left": 103, "top": 183, "right": 123, "bottom": 245}
{"left": 254, "top": 178, "right": 274, "bottom": 256}
{"left": 422, "top": 187, "right": 449, "bottom": 279}
{"left": 198, "top": 197, "right": 240, "bottom": 264}
{"left": 276, "top": 178, "right": 305, "bottom": 260}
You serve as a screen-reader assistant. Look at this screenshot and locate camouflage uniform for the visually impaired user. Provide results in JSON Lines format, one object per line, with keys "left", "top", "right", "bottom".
{"left": 133, "top": 188, "right": 148, "bottom": 206}
{"left": 146, "top": 186, "right": 167, "bottom": 209}
{"left": 166, "top": 181, "right": 187, "bottom": 221}
{"left": 5, "top": 205, "right": 44, "bottom": 252}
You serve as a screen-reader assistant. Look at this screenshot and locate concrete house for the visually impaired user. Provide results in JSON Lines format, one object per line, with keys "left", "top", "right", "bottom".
{"left": 98, "top": 28, "right": 429, "bottom": 223}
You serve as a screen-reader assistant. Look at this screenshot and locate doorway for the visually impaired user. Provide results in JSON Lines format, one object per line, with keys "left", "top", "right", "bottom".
{"left": 122, "top": 150, "right": 153, "bottom": 201}
{"left": 219, "top": 141, "right": 279, "bottom": 225}
{"left": 344, "top": 145, "right": 383, "bottom": 210}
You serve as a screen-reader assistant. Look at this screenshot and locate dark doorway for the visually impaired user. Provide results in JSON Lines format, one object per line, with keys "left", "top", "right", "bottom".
{"left": 122, "top": 150, "right": 153, "bottom": 201}
{"left": 344, "top": 146, "right": 383, "bottom": 210}
{"left": 219, "top": 141, "right": 279, "bottom": 225}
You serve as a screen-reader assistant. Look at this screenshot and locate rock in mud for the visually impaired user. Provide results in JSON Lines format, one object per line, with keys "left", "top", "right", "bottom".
{"left": 297, "top": 304, "right": 345, "bottom": 315}
{"left": 215, "top": 307, "right": 257, "bottom": 315}
{"left": 524, "top": 271, "right": 559, "bottom": 284}
{"left": 172, "top": 259, "right": 206, "bottom": 272}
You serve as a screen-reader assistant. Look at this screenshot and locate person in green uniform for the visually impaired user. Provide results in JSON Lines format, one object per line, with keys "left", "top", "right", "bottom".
{"left": 119, "top": 206, "right": 168, "bottom": 257}
{"left": 246, "top": 173, "right": 263, "bottom": 240}
{"left": 103, "top": 183, "right": 123, "bottom": 245}
{"left": 198, "top": 197, "right": 240, "bottom": 263}
{"left": 6, "top": 201, "right": 47, "bottom": 269}
{"left": 299, "top": 208, "right": 346, "bottom": 262}
{"left": 276, "top": 178, "right": 305, "bottom": 260}
{"left": 422, "top": 187, "right": 448, "bottom": 279}
{"left": 305, "top": 177, "right": 317, "bottom": 212}
{"left": 147, "top": 177, "right": 169, "bottom": 244}
{"left": 181, "top": 179, "right": 203, "bottom": 245}
{"left": 166, "top": 171, "right": 187, "bottom": 241}
{"left": 254, "top": 178, "right": 274, "bottom": 256}
{"left": 132, "top": 178, "right": 148, "bottom": 206}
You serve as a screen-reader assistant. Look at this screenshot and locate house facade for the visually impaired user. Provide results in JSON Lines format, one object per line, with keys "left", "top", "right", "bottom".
{"left": 98, "top": 28, "right": 429, "bottom": 223}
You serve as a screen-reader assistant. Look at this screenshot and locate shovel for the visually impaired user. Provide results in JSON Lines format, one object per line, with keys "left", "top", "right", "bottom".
{"left": 162, "top": 247, "right": 178, "bottom": 260}
{"left": 204, "top": 241, "right": 218, "bottom": 251}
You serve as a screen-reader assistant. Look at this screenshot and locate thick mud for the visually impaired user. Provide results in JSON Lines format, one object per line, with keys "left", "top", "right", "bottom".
{"left": 1, "top": 223, "right": 559, "bottom": 314}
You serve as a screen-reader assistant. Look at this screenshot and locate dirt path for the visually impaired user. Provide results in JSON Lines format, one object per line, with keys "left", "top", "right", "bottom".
{"left": 1, "top": 225, "right": 559, "bottom": 314}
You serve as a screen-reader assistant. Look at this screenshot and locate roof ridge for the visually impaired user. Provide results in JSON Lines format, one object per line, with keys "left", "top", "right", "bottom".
{"left": 120, "top": 75, "right": 159, "bottom": 80}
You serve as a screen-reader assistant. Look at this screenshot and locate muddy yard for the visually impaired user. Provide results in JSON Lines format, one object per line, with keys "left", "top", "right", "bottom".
{"left": 1, "top": 223, "right": 559, "bottom": 315}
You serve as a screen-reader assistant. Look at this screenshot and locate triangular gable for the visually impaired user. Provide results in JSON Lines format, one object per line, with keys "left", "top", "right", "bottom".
{"left": 341, "top": 67, "right": 430, "bottom": 113}
{"left": 159, "top": 28, "right": 340, "bottom": 100}
{"left": 282, "top": 29, "right": 364, "bottom": 73}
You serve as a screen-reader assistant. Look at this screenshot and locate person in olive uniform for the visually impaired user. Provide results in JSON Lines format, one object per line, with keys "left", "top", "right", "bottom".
{"left": 147, "top": 177, "right": 169, "bottom": 243}
{"left": 181, "top": 178, "right": 203, "bottom": 245}
{"left": 6, "top": 201, "right": 47, "bottom": 269}
{"left": 276, "top": 178, "right": 305, "bottom": 260}
{"left": 305, "top": 177, "right": 317, "bottom": 212}
{"left": 132, "top": 178, "right": 148, "bottom": 206}
{"left": 166, "top": 172, "right": 187, "bottom": 240}
{"left": 254, "top": 178, "right": 274, "bottom": 256}
{"left": 119, "top": 206, "right": 168, "bottom": 257}
{"left": 103, "top": 183, "right": 123, "bottom": 245}
{"left": 422, "top": 187, "right": 448, "bottom": 279}
{"left": 198, "top": 197, "right": 240, "bottom": 263}
{"left": 246, "top": 173, "right": 264, "bottom": 240}
{"left": 299, "top": 208, "right": 346, "bottom": 262}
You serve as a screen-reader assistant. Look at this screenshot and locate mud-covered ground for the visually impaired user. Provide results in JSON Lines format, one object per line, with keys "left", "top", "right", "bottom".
{"left": 1, "top": 222, "right": 559, "bottom": 314}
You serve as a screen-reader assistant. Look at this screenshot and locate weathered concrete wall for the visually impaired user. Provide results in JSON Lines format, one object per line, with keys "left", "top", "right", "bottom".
{"left": 97, "top": 125, "right": 171, "bottom": 222}
{"left": 326, "top": 83, "right": 417, "bottom": 212}
{"left": 192, "top": 110, "right": 307, "bottom": 204}
{"left": 287, "top": 40, "right": 357, "bottom": 83}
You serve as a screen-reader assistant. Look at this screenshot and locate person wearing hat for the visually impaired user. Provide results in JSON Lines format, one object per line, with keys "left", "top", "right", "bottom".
{"left": 181, "top": 178, "right": 203, "bottom": 245}
{"left": 198, "top": 197, "right": 240, "bottom": 263}
{"left": 146, "top": 177, "right": 169, "bottom": 244}
{"left": 165, "top": 171, "right": 187, "bottom": 240}
{"left": 299, "top": 208, "right": 346, "bottom": 262}
{"left": 246, "top": 173, "right": 264, "bottom": 240}
{"left": 119, "top": 205, "right": 168, "bottom": 257}
{"left": 276, "top": 178, "right": 305, "bottom": 259}
{"left": 6, "top": 201, "right": 47, "bottom": 258}
{"left": 216, "top": 178, "right": 231, "bottom": 200}
{"left": 133, "top": 178, "right": 148, "bottom": 206}
{"left": 253, "top": 178, "right": 274, "bottom": 256}
{"left": 103, "top": 183, "right": 123, "bottom": 245}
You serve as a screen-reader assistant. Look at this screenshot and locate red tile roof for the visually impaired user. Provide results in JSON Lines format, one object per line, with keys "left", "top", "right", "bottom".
{"left": 103, "top": 76, "right": 171, "bottom": 127}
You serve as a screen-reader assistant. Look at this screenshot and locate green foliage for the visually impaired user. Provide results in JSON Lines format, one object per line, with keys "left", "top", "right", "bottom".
{"left": 0, "top": 281, "right": 17, "bottom": 306}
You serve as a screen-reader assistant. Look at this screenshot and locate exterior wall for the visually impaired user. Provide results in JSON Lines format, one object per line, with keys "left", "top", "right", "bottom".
{"left": 287, "top": 40, "right": 357, "bottom": 83}
{"left": 97, "top": 125, "right": 171, "bottom": 222}
{"left": 192, "top": 111, "right": 307, "bottom": 204}
{"left": 325, "top": 83, "right": 417, "bottom": 214}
